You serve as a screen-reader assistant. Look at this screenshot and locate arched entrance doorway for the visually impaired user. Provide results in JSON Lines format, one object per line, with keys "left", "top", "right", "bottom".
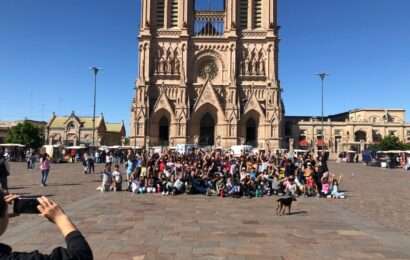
{"left": 245, "top": 118, "right": 257, "bottom": 146}
{"left": 354, "top": 130, "right": 367, "bottom": 142}
{"left": 159, "top": 116, "right": 170, "bottom": 146}
{"left": 199, "top": 113, "right": 215, "bottom": 146}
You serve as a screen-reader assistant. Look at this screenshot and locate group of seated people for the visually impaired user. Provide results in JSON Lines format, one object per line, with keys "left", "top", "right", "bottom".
{"left": 97, "top": 150, "right": 345, "bottom": 199}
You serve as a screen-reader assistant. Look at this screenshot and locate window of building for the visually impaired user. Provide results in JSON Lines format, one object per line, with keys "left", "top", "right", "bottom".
{"left": 299, "top": 129, "right": 307, "bottom": 136}
{"left": 170, "top": 0, "right": 178, "bottom": 27}
{"left": 334, "top": 129, "right": 342, "bottom": 136}
{"left": 239, "top": 0, "right": 248, "bottom": 29}
{"left": 316, "top": 129, "right": 323, "bottom": 136}
{"left": 193, "top": 0, "right": 225, "bottom": 36}
{"left": 388, "top": 130, "right": 397, "bottom": 136}
{"left": 156, "top": 0, "right": 165, "bottom": 28}
{"left": 67, "top": 122, "right": 75, "bottom": 131}
{"left": 194, "top": 0, "right": 225, "bottom": 11}
{"left": 407, "top": 130, "right": 410, "bottom": 136}
{"left": 253, "top": 0, "right": 262, "bottom": 28}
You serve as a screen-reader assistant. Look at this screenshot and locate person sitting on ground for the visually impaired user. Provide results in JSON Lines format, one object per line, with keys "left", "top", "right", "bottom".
{"left": 146, "top": 176, "right": 156, "bottom": 193}
{"left": 241, "top": 174, "right": 255, "bottom": 198}
{"left": 330, "top": 176, "right": 345, "bottom": 199}
{"left": 321, "top": 177, "right": 331, "bottom": 198}
{"left": 130, "top": 172, "right": 141, "bottom": 193}
{"left": 173, "top": 175, "right": 185, "bottom": 195}
{"left": 97, "top": 163, "right": 112, "bottom": 192}
{"left": 138, "top": 177, "right": 146, "bottom": 194}
{"left": 0, "top": 191, "right": 93, "bottom": 259}
{"left": 304, "top": 175, "right": 317, "bottom": 197}
{"left": 270, "top": 173, "right": 282, "bottom": 195}
{"left": 111, "top": 164, "right": 122, "bottom": 192}
{"left": 163, "top": 175, "right": 174, "bottom": 196}
{"left": 215, "top": 173, "right": 225, "bottom": 196}
{"left": 284, "top": 176, "right": 298, "bottom": 196}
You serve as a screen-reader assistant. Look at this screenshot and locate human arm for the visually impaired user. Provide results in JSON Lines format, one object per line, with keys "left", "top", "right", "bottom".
{"left": 36, "top": 197, "right": 93, "bottom": 259}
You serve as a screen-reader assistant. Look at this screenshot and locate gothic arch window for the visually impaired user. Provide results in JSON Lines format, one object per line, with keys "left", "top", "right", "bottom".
{"left": 198, "top": 58, "right": 218, "bottom": 80}
{"left": 194, "top": 0, "right": 225, "bottom": 36}
{"left": 270, "top": 119, "right": 275, "bottom": 137}
{"left": 195, "top": 51, "right": 224, "bottom": 82}
{"left": 194, "top": 0, "right": 225, "bottom": 11}
{"left": 178, "top": 117, "right": 184, "bottom": 136}
{"left": 253, "top": 0, "right": 262, "bottom": 28}
{"left": 156, "top": 0, "right": 165, "bottom": 28}
{"left": 239, "top": 0, "right": 248, "bottom": 29}
{"left": 67, "top": 121, "right": 75, "bottom": 131}
{"left": 170, "top": 0, "right": 178, "bottom": 27}
{"left": 136, "top": 117, "right": 143, "bottom": 136}
{"left": 228, "top": 118, "right": 235, "bottom": 137}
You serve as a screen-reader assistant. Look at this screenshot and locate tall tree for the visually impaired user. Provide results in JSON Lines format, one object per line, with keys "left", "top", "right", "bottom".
{"left": 6, "top": 122, "right": 43, "bottom": 149}
{"left": 369, "top": 135, "right": 409, "bottom": 151}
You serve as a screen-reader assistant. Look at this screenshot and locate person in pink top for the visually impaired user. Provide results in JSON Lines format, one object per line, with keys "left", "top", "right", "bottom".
{"left": 39, "top": 153, "right": 50, "bottom": 186}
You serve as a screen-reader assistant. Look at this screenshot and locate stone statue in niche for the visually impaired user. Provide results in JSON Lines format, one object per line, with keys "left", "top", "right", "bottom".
{"left": 155, "top": 45, "right": 181, "bottom": 76}
{"left": 175, "top": 58, "right": 181, "bottom": 75}
{"left": 241, "top": 47, "right": 266, "bottom": 77}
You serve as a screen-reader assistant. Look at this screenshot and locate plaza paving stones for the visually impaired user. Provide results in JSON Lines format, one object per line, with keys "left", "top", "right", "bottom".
{"left": 1, "top": 162, "right": 410, "bottom": 259}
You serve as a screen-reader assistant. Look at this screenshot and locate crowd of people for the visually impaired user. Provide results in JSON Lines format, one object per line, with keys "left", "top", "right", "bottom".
{"left": 96, "top": 149, "right": 346, "bottom": 199}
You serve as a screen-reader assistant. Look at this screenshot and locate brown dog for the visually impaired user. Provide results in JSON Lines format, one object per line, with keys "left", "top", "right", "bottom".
{"left": 276, "top": 196, "right": 296, "bottom": 216}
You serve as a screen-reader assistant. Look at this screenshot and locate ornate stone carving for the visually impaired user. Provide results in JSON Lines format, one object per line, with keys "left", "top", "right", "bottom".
{"left": 154, "top": 45, "right": 181, "bottom": 77}
{"left": 240, "top": 46, "right": 266, "bottom": 79}
{"left": 198, "top": 60, "right": 218, "bottom": 80}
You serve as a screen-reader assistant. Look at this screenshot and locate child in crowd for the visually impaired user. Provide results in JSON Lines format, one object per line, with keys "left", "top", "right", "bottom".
{"left": 146, "top": 176, "right": 156, "bottom": 193}
{"left": 331, "top": 176, "right": 345, "bottom": 199}
{"left": 97, "top": 163, "right": 112, "bottom": 192}
{"left": 129, "top": 172, "right": 140, "bottom": 193}
{"left": 304, "top": 175, "right": 317, "bottom": 197}
{"left": 112, "top": 164, "right": 122, "bottom": 192}
{"left": 269, "top": 174, "right": 279, "bottom": 195}
{"left": 138, "top": 177, "right": 146, "bottom": 194}
{"left": 321, "top": 177, "right": 331, "bottom": 198}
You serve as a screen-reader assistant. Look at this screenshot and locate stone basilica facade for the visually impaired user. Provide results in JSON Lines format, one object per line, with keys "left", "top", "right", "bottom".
{"left": 131, "top": 0, "right": 283, "bottom": 149}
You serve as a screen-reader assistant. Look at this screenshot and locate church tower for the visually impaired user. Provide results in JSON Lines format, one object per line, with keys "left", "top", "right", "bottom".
{"left": 131, "top": 0, "right": 284, "bottom": 150}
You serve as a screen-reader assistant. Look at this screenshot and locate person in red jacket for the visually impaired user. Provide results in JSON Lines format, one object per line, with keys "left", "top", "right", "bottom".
{"left": 0, "top": 191, "right": 93, "bottom": 260}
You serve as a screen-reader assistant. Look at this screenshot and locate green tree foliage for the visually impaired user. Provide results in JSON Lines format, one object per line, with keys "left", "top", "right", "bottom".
{"left": 368, "top": 135, "right": 410, "bottom": 151}
{"left": 6, "top": 122, "right": 43, "bottom": 149}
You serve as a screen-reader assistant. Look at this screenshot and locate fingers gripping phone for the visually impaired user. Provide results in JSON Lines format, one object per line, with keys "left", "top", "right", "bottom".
{"left": 13, "top": 197, "right": 40, "bottom": 214}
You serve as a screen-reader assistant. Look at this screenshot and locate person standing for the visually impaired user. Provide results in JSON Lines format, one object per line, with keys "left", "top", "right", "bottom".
{"left": 39, "top": 154, "right": 50, "bottom": 186}
{"left": 87, "top": 153, "right": 95, "bottom": 174}
{"left": 0, "top": 152, "right": 10, "bottom": 192}
{"left": 25, "top": 150, "right": 32, "bottom": 169}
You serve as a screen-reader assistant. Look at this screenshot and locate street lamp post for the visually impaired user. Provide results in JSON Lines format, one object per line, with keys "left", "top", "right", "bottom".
{"left": 90, "top": 66, "right": 102, "bottom": 146}
{"left": 316, "top": 73, "right": 329, "bottom": 154}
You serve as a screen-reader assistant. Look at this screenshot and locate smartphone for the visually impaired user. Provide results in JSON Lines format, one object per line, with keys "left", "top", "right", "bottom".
{"left": 13, "top": 197, "right": 40, "bottom": 214}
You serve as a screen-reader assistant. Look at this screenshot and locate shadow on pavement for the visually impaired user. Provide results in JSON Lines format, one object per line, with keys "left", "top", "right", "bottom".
{"left": 48, "top": 183, "right": 81, "bottom": 187}
{"left": 289, "top": 210, "right": 308, "bottom": 216}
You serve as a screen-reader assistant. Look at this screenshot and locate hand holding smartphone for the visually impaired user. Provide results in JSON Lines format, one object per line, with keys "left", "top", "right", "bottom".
{"left": 13, "top": 197, "right": 40, "bottom": 214}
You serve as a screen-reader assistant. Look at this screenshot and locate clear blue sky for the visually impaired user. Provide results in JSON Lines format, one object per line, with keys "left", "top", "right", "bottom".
{"left": 1, "top": 0, "right": 410, "bottom": 134}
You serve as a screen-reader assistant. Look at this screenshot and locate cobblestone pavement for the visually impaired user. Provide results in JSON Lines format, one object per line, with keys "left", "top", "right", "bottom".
{"left": 1, "top": 162, "right": 410, "bottom": 260}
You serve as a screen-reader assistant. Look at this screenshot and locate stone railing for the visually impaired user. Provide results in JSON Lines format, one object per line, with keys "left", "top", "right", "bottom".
{"left": 193, "top": 11, "right": 225, "bottom": 37}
